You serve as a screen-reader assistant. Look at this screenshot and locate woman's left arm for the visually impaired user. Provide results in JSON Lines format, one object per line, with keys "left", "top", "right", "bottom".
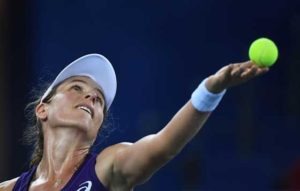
{"left": 99, "top": 61, "right": 269, "bottom": 188}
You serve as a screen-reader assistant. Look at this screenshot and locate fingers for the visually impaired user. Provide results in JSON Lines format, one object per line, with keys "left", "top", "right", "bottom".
{"left": 231, "top": 61, "right": 269, "bottom": 78}
{"left": 230, "top": 62, "right": 252, "bottom": 76}
{"left": 241, "top": 64, "right": 256, "bottom": 77}
{"left": 241, "top": 63, "right": 269, "bottom": 78}
{"left": 215, "top": 60, "right": 270, "bottom": 89}
{"left": 255, "top": 66, "right": 269, "bottom": 76}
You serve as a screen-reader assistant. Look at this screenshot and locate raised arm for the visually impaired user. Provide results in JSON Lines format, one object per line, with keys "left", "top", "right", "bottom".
{"left": 98, "top": 61, "right": 269, "bottom": 189}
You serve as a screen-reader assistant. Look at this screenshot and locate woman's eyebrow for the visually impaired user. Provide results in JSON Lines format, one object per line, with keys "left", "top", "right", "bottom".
{"left": 69, "top": 79, "right": 105, "bottom": 100}
{"left": 69, "top": 79, "right": 87, "bottom": 85}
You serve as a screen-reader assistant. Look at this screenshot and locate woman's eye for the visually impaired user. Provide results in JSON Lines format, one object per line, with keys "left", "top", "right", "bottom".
{"left": 72, "top": 85, "right": 82, "bottom": 91}
{"left": 96, "top": 97, "right": 105, "bottom": 106}
{"left": 96, "top": 97, "right": 103, "bottom": 104}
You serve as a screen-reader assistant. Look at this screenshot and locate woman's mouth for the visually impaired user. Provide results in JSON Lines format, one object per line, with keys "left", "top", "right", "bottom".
{"left": 77, "top": 105, "right": 93, "bottom": 118}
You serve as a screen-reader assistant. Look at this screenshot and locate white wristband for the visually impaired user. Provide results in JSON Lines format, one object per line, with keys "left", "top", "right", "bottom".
{"left": 191, "top": 78, "right": 226, "bottom": 112}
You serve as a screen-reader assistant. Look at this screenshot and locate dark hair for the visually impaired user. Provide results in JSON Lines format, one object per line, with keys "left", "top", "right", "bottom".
{"left": 24, "top": 81, "right": 109, "bottom": 167}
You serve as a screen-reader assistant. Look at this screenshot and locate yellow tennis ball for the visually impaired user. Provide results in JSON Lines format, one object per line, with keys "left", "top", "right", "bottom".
{"left": 248, "top": 37, "right": 278, "bottom": 67}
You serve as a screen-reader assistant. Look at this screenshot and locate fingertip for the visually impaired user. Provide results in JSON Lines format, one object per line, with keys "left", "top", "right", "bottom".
{"left": 256, "top": 67, "right": 269, "bottom": 76}
{"left": 260, "top": 66, "right": 270, "bottom": 72}
{"left": 264, "top": 68, "right": 270, "bottom": 73}
{"left": 246, "top": 60, "right": 254, "bottom": 65}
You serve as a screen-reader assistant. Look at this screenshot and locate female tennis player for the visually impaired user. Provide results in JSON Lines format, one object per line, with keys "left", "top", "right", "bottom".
{"left": 0, "top": 54, "right": 268, "bottom": 191}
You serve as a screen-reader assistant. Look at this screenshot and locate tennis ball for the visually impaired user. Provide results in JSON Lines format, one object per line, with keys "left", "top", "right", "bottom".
{"left": 248, "top": 37, "right": 278, "bottom": 67}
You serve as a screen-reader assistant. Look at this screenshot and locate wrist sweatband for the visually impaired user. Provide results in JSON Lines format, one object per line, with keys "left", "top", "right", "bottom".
{"left": 191, "top": 78, "right": 226, "bottom": 112}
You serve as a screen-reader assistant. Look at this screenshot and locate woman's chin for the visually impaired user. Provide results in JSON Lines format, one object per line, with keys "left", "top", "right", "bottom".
{"left": 76, "top": 122, "right": 98, "bottom": 137}
{"left": 54, "top": 119, "right": 95, "bottom": 131}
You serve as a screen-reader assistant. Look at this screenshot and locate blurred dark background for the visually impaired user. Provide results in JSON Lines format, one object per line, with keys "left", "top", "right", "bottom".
{"left": 1, "top": 0, "right": 300, "bottom": 190}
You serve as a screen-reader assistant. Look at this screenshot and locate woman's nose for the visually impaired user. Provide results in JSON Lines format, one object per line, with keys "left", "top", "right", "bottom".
{"left": 84, "top": 92, "right": 98, "bottom": 102}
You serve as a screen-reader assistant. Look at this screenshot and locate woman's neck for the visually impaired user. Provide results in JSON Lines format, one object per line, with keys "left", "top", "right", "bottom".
{"left": 35, "top": 126, "right": 92, "bottom": 181}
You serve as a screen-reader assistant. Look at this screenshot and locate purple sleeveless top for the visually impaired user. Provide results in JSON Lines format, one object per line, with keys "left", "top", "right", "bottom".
{"left": 13, "top": 153, "right": 108, "bottom": 191}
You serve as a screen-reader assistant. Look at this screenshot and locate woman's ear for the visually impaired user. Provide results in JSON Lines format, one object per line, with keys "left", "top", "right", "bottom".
{"left": 35, "top": 102, "right": 48, "bottom": 121}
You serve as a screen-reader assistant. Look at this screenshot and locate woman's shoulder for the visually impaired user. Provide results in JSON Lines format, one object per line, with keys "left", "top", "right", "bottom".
{"left": 95, "top": 142, "right": 133, "bottom": 169}
{"left": 0, "top": 177, "right": 19, "bottom": 191}
{"left": 97, "top": 142, "right": 133, "bottom": 160}
{"left": 94, "top": 142, "right": 133, "bottom": 188}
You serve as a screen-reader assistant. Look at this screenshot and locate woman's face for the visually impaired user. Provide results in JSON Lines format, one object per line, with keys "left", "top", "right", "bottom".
{"left": 40, "top": 76, "right": 105, "bottom": 140}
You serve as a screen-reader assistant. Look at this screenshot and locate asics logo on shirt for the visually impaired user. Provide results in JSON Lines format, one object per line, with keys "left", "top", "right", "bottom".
{"left": 76, "top": 181, "right": 92, "bottom": 191}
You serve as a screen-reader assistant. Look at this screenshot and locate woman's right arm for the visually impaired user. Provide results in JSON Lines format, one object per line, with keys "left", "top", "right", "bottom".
{"left": 0, "top": 178, "right": 18, "bottom": 191}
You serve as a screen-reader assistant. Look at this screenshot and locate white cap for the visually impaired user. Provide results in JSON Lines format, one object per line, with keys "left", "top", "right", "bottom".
{"left": 41, "top": 54, "right": 117, "bottom": 110}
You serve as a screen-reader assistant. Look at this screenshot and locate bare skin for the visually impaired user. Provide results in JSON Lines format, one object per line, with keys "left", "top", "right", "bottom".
{"left": 0, "top": 61, "right": 268, "bottom": 191}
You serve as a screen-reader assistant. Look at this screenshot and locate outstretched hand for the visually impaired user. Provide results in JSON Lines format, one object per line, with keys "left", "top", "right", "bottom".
{"left": 206, "top": 61, "right": 269, "bottom": 93}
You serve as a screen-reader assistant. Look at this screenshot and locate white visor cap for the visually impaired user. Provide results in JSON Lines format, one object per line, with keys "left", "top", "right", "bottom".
{"left": 41, "top": 54, "right": 117, "bottom": 110}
